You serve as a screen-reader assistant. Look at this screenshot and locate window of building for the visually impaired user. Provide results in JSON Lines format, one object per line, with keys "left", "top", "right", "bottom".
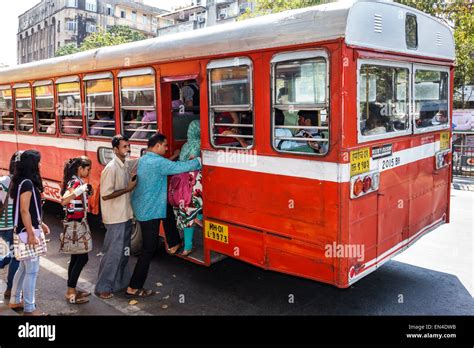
{"left": 0, "top": 86, "right": 14, "bottom": 132}
{"left": 271, "top": 51, "right": 329, "bottom": 155}
{"left": 119, "top": 68, "right": 156, "bottom": 141}
{"left": 67, "top": 0, "right": 77, "bottom": 8}
{"left": 107, "top": 4, "right": 112, "bottom": 16}
{"left": 84, "top": 73, "right": 115, "bottom": 138}
{"left": 85, "top": 0, "right": 97, "bottom": 12}
{"left": 66, "top": 20, "right": 77, "bottom": 32}
{"left": 58, "top": 20, "right": 61, "bottom": 33}
{"left": 34, "top": 81, "right": 55, "bottom": 134}
{"left": 132, "top": 11, "right": 137, "bottom": 22}
{"left": 143, "top": 14, "right": 148, "bottom": 25}
{"left": 207, "top": 57, "right": 254, "bottom": 149}
{"left": 358, "top": 61, "right": 410, "bottom": 141}
{"left": 56, "top": 77, "right": 82, "bottom": 136}
{"left": 121, "top": 10, "right": 126, "bottom": 19}
{"left": 14, "top": 85, "right": 33, "bottom": 133}
{"left": 406, "top": 14, "right": 418, "bottom": 50}
{"left": 86, "top": 22, "right": 96, "bottom": 33}
{"left": 414, "top": 67, "right": 449, "bottom": 132}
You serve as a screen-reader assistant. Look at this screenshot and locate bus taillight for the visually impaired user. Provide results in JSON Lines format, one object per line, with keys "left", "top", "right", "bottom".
{"left": 351, "top": 171, "right": 380, "bottom": 199}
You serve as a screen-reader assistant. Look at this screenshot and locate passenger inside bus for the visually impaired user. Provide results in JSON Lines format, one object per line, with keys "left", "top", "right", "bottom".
{"left": 62, "top": 116, "right": 82, "bottom": 135}
{"left": 274, "top": 109, "right": 299, "bottom": 150}
{"left": 89, "top": 113, "right": 115, "bottom": 137}
{"left": 18, "top": 113, "right": 34, "bottom": 133}
{"left": 0, "top": 112, "right": 13, "bottom": 131}
{"left": 181, "top": 81, "right": 199, "bottom": 108}
{"left": 130, "top": 110, "right": 157, "bottom": 140}
{"left": 362, "top": 103, "right": 387, "bottom": 135}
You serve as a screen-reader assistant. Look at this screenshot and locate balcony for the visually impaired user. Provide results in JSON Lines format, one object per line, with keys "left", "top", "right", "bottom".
{"left": 157, "top": 20, "right": 199, "bottom": 36}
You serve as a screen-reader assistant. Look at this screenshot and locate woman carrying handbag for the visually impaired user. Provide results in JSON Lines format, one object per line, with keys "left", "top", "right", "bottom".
{"left": 60, "top": 156, "right": 93, "bottom": 305}
{"left": 8, "top": 150, "right": 50, "bottom": 316}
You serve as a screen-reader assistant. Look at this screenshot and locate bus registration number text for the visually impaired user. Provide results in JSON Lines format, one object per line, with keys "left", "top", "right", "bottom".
{"left": 205, "top": 221, "right": 229, "bottom": 244}
{"left": 380, "top": 156, "right": 401, "bottom": 170}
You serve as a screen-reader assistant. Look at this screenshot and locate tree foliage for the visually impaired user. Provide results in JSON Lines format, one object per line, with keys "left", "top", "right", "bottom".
{"left": 55, "top": 25, "right": 146, "bottom": 57}
{"left": 239, "top": 0, "right": 327, "bottom": 20}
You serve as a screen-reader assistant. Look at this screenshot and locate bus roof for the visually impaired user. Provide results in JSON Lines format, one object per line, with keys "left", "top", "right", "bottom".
{"left": 0, "top": 0, "right": 455, "bottom": 85}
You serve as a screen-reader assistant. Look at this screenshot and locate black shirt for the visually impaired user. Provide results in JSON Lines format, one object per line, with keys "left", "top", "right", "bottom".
{"left": 12, "top": 179, "right": 42, "bottom": 233}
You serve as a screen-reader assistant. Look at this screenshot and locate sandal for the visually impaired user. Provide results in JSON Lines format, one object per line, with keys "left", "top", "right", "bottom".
{"left": 76, "top": 290, "right": 91, "bottom": 298}
{"left": 8, "top": 302, "right": 24, "bottom": 311}
{"left": 181, "top": 249, "right": 193, "bottom": 256}
{"left": 95, "top": 292, "right": 114, "bottom": 300}
{"left": 65, "top": 294, "right": 89, "bottom": 305}
{"left": 23, "top": 310, "right": 49, "bottom": 316}
{"left": 167, "top": 242, "right": 182, "bottom": 255}
{"left": 125, "top": 288, "right": 154, "bottom": 298}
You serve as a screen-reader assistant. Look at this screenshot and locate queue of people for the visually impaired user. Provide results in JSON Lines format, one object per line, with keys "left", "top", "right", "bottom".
{"left": 0, "top": 122, "right": 203, "bottom": 313}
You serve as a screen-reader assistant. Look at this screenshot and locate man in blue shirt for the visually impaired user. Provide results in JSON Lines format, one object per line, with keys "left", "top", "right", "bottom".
{"left": 126, "top": 133, "right": 201, "bottom": 297}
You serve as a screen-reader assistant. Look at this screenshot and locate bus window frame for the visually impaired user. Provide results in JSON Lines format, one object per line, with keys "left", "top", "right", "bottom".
{"left": 118, "top": 67, "right": 157, "bottom": 142}
{"left": 56, "top": 76, "right": 83, "bottom": 137}
{"left": 83, "top": 72, "right": 115, "bottom": 139}
{"left": 270, "top": 49, "right": 330, "bottom": 156}
{"left": 0, "top": 85, "right": 14, "bottom": 133}
{"left": 357, "top": 59, "right": 412, "bottom": 144}
{"left": 33, "top": 80, "right": 56, "bottom": 135}
{"left": 207, "top": 57, "right": 255, "bottom": 150}
{"left": 13, "top": 83, "right": 34, "bottom": 134}
{"left": 412, "top": 64, "right": 450, "bottom": 135}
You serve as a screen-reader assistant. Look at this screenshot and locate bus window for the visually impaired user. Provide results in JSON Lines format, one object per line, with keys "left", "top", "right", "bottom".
{"left": 414, "top": 68, "right": 449, "bottom": 131}
{"left": 0, "top": 86, "right": 13, "bottom": 132}
{"left": 34, "top": 81, "right": 55, "bottom": 134}
{"left": 57, "top": 78, "right": 82, "bottom": 136}
{"left": 359, "top": 63, "right": 410, "bottom": 140}
{"left": 84, "top": 73, "right": 115, "bottom": 138}
{"left": 271, "top": 52, "right": 329, "bottom": 155}
{"left": 14, "top": 85, "right": 33, "bottom": 133}
{"left": 119, "top": 70, "right": 156, "bottom": 141}
{"left": 208, "top": 57, "right": 254, "bottom": 149}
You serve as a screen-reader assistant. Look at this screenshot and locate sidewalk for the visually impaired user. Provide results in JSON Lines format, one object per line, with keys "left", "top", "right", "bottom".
{"left": 452, "top": 176, "right": 474, "bottom": 191}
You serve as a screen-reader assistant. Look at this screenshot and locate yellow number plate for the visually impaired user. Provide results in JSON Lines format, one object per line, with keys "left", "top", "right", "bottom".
{"left": 205, "top": 221, "right": 229, "bottom": 244}
{"left": 440, "top": 131, "right": 450, "bottom": 150}
{"left": 350, "top": 147, "right": 370, "bottom": 177}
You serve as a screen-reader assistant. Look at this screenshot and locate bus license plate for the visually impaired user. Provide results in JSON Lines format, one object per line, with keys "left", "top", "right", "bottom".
{"left": 205, "top": 221, "right": 229, "bottom": 244}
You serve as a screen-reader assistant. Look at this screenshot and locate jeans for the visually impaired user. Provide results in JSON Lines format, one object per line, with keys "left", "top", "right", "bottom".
{"left": 0, "top": 229, "right": 20, "bottom": 290}
{"left": 67, "top": 253, "right": 89, "bottom": 288}
{"left": 10, "top": 256, "right": 40, "bottom": 313}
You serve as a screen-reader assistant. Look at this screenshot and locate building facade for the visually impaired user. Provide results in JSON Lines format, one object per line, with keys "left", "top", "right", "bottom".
{"left": 157, "top": 0, "right": 255, "bottom": 37}
{"left": 17, "top": 0, "right": 167, "bottom": 64}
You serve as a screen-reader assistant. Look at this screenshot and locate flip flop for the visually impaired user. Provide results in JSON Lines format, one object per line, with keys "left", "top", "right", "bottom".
{"left": 125, "top": 288, "right": 154, "bottom": 298}
{"left": 76, "top": 290, "right": 91, "bottom": 298}
{"left": 8, "top": 302, "right": 24, "bottom": 311}
{"left": 95, "top": 292, "right": 114, "bottom": 300}
{"left": 65, "top": 294, "right": 89, "bottom": 304}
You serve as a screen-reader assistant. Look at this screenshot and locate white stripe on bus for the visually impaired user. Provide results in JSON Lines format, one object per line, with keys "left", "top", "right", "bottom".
{"left": 202, "top": 141, "right": 440, "bottom": 183}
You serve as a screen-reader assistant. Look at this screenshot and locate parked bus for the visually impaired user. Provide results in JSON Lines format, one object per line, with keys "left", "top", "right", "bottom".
{"left": 0, "top": 1, "right": 455, "bottom": 288}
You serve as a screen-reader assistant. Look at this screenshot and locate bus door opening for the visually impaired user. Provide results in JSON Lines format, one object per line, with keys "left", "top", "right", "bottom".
{"left": 160, "top": 76, "right": 205, "bottom": 263}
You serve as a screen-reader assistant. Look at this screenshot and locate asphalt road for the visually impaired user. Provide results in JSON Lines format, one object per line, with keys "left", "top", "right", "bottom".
{"left": 0, "top": 187, "right": 472, "bottom": 316}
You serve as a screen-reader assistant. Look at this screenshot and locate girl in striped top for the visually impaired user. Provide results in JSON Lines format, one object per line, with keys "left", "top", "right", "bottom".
{"left": 60, "top": 156, "right": 93, "bottom": 305}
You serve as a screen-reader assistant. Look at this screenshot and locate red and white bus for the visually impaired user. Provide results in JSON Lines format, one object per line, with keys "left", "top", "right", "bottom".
{"left": 0, "top": 1, "right": 454, "bottom": 287}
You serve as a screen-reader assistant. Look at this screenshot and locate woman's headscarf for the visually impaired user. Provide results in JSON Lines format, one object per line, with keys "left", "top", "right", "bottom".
{"left": 179, "top": 120, "right": 201, "bottom": 161}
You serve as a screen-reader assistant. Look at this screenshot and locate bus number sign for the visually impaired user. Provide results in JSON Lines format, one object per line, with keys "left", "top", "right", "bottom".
{"left": 205, "top": 221, "right": 229, "bottom": 244}
{"left": 350, "top": 148, "right": 370, "bottom": 177}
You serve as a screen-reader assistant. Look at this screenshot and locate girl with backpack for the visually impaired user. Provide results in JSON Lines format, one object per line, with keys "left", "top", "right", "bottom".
{"left": 60, "top": 156, "right": 93, "bottom": 304}
{"left": 171, "top": 120, "right": 203, "bottom": 256}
